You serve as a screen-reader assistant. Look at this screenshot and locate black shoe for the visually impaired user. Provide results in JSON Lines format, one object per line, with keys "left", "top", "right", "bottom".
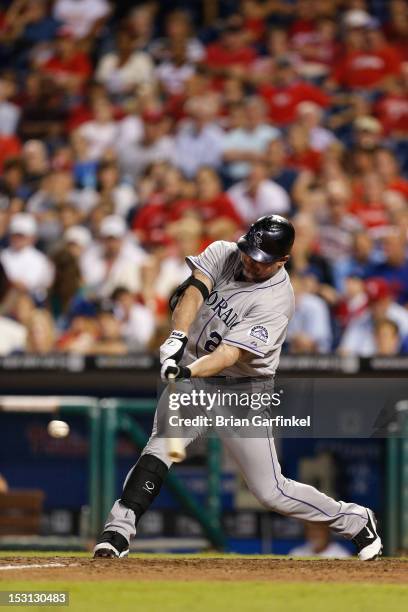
{"left": 93, "top": 531, "right": 129, "bottom": 558}
{"left": 352, "top": 509, "right": 383, "bottom": 561}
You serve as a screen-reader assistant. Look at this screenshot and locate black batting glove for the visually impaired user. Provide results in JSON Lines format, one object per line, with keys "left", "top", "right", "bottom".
{"left": 161, "top": 359, "right": 191, "bottom": 382}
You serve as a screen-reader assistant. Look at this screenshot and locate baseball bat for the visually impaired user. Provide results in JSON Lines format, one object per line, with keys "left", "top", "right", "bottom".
{"left": 166, "top": 373, "right": 186, "bottom": 463}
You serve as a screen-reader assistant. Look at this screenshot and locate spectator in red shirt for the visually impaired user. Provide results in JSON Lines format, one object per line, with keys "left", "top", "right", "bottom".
{"left": 195, "top": 166, "right": 243, "bottom": 239}
{"left": 334, "top": 275, "right": 369, "bottom": 331}
{"left": 349, "top": 173, "right": 390, "bottom": 230}
{"left": 365, "top": 23, "right": 401, "bottom": 77}
{"left": 0, "top": 9, "right": 6, "bottom": 34}
{"left": 331, "top": 17, "right": 401, "bottom": 91}
{"left": 0, "top": 135, "right": 21, "bottom": 172}
{"left": 240, "top": 0, "right": 269, "bottom": 43}
{"left": 66, "top": 82, "right": 107, "bottom": 132}
{"left": 204, "top": 15, "right": 257, "bottom": 83}
{"left": 289, "top": 0, "right": 319, "bottom": 52}
{"left": 286, "top": 123, "right": 322, "bottom": 173}
{"left": 374, "top": 148, "right": 408, "bottom": 200}
{"left": 258, "top": 56, "right": 330, "bottom": 126}
{"left": 41, "top": 26, "right": 92, "bottom": 94}
{"left": 375, "top": 64, "right": 408, "bottom": 138}
{"left": 383, "top": 0, "right": 408, "bottom": 61}
{"left": 294, "top": 17, "right": 340, "bottom": 80}
{"left": 132, "top": 166, "right": 193, "bottom": 248}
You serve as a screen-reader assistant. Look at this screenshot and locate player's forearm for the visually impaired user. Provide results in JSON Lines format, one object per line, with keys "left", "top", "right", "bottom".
{"left": 188, "top": 344, "right": 241, "bottom": 377}
{"left": 171, "top": 286, "right": 205, "bottom": 335}
{"left": 171, "top": 271, "right": 212, "bottom": 335}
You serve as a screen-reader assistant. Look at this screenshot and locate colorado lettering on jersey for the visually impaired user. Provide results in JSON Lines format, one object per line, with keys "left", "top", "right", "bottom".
{"left": 206, "top": 290, "right": 241, "bottom": 330}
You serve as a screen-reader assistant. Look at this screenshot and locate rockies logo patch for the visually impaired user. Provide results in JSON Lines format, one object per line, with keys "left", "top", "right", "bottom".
{"left": 249, "top": 325, "right": 269, "bottom": 344}
{"left": 254, "top": 231, "right": 263, "bottom": 248}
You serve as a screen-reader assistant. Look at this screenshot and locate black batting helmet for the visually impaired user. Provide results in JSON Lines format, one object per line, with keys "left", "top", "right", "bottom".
{"left": 237, "top": 215, "right": 295, "bottom": 263}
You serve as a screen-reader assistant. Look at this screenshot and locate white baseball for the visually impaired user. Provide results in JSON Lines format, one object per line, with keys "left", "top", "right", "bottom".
{"left": 47, "top": 420, "right": 70, "bottom": 438}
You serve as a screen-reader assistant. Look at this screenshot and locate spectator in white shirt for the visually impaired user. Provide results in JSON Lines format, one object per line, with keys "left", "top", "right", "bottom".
{"left": 53, "top": 0, "right": 111, "bottom": 40}
{"left": 64, "top": 225, "right": 92, "bottom": 259}
{"left": 339, "top": 278, "right": 408, "bottom": 356}
{"left": 0, "top": 263, "right": 27, "bottom": 354}
{"left": 223, "top": 99, "right": 280, "bottom": 182}
{"left": 155, "top": 39, "right": 195, "bottom": 96}
{"left": 78, "top": 98, "right": 118, "bottom": 161}
{"left": 26, "top": 169, "right": 91, "bottom": 245}
{"left": 287, "top": 273, "right": 332, "bottom": 353}
{"left": 81, "top": 215, "right": 147, "bottom": 298}
{"left": 81, "top": 161, "right": 138, "bottom": 219}
{"left": 374, "top": 318, "right": 401, "bottom": 356}
{"left": 246, "top": 96, "right": 280, "bottom": 142}
{"left": 116, "top": 110, "right": 144, "bottom": 154}
{"left": 0, "top": 316, "right": 27, "bottom": 355}
{"left": 1, "top": 214, "right": 54, "bottom": 297}
{"left": 318, "top": 180, "right": 362, "bottom": 263}
{"left": 289, "top": 522, "right": 351, "bottom": 559}
{"left": 111, "top": 287, "right": 155, "bottom": 350}
{"left": 174, "top": 94, "right": 225, "bottom": 178}
{"left": 222, "top": 103, "right": 252, "bottom": 181}
{"left": 117, "top": 109, "right": 174, "bottom": 182}
{"left": 0, "top": 78, "right": 20, "bottom": 136}
{"left": 296, "top": 101, "right": 337, "bottom": 152}
{"left": 96, "top": 29, "right": 155, "bottom": 96}
{"left": 227, "top": 162, "right": 290, "bottom": 224}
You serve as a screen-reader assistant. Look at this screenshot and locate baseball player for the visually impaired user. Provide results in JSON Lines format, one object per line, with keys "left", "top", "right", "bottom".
{"left": 93, "top": 215, "right": 382, "bottom": 561}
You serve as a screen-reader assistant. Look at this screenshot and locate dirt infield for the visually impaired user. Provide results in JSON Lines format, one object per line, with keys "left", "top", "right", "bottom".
{"left": 1, "top": 557, "right": 408, "bottom": 583}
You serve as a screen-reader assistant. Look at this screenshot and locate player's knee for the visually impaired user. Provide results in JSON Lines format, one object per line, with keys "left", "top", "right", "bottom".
{"left": 143, "top": 439, "right": 173, "bottom": 468}
{"left": 251, "top": 478, "right": 288, "bottom": 510}
{"left": 120, "top": 454, "right": 168, "bottom": 524}
{"left": 253, "top": 490, "right": 280, "bottom": 510}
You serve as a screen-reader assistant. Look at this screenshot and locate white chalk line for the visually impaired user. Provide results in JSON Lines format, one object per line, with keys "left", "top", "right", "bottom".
{"left": 0, "top": 563, "right": 78, "bottom": 571}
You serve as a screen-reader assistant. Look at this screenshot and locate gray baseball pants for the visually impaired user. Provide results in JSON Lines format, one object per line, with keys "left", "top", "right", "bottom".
{"left": 103, "top": 380, "right": 368, "bottom": 543}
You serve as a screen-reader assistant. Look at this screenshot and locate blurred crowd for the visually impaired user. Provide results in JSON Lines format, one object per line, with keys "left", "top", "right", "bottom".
{"left": 0, "top": 0, "right": 407, "bottom": 357}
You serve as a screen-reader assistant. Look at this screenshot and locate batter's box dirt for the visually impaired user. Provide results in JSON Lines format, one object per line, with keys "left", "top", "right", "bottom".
{"left": 1, "top": 557, "right": 408, "bottom": 583}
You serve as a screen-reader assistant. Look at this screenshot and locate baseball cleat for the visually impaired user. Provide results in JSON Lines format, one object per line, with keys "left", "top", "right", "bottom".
{"left": 93, "top": 531, "right": 129, "bottom": 559}
{"left": 352, "top": 508, "right": 383, "bottom": 561}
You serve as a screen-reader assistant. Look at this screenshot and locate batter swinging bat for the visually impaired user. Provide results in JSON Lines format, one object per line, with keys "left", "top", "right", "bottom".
{"left": 166, "top": 373, "right": 186, "bottom": 463}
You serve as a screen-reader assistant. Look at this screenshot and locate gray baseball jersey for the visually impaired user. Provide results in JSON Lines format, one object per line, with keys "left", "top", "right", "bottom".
{"left": 183, "top": 240, "right": 295, "bottom": 377}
